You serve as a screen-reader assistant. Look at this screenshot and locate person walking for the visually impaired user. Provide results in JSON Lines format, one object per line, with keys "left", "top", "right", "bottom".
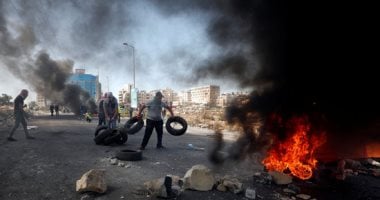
{"left": 8, "top": 89, "right": 34, "bottom": 141}
{"left": 137, "top": 91, "right": 173, "bottom": 150}
{"left": 103, "top": 92, "right": 118, "bottom": 129}
{"left": 49, "top": 104, "right": 54, "bottom": 116}
{"left": 97, "top": 93, "right": 107, "bottom": 126}
{"left": 54, "top": 104, "right": 59, "bottom": 116}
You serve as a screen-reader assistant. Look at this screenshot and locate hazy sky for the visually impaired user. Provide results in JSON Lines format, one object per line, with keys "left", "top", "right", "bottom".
{"left": 1, "top": 0, "right": 257, "bottom": 102}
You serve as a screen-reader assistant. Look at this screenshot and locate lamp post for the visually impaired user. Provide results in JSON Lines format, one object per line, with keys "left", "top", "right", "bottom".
{"left": 123, "top": 42, "right": 135, "bottom": 88}
{"left": 123, "top": 42, "right": 137, "bottom": 118}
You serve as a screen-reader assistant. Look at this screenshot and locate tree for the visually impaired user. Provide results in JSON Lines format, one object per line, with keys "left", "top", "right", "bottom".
{"left": 0, "top": 94, "right": 12, "bottom": 105}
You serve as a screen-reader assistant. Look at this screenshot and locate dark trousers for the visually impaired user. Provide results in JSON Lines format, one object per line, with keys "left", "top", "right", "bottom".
{"left": 141, "top": 119, "right": 163, "bottom": 148}
{"left": 98, "top": 113, "right": 106, "bottom": 126}
{"left": 9, "top": 113, "right": 29, "bottom": 138}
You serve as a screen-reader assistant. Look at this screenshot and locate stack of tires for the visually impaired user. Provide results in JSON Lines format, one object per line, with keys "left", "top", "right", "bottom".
{"left": 94, "top": 126, "right": 128, "bottom": 145}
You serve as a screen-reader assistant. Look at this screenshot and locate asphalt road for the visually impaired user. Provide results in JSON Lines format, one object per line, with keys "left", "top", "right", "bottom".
{"left": 2, "top": 114, "right": 379, "bottom": 200}
{"left": 0, "top": 114, "right": 262, "bottom": 200}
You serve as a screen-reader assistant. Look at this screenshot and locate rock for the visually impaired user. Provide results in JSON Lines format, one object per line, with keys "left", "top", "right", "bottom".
{"left": 296, "top": 194, "right": 311, "bottom": 200}
{"left": 283, "top": 188, "right": 296, "bottom": 194}
{"left": 183, "top": 164, "right": 215, "bottom": 191}
{"left": 221, "top": 176, "right": 243, "bottom": 194}
{"left": 109, "top": 158, "right": 118, "bottom": 165}
{"left": 366, "top": 158, "right": 380, "bottom": 167}
{"left": 76, "top": 169, "right": 107, "bottom": 193}
{"left": 216, "top": 184, "right": 227, "bottom": 192}
{"left": 144, "top": 175, "right": 183, "bottom": 198}
{"left": 245, "top": 187, "right": 256, "bottom": 199}
{"left": 268, "top": 171, "right": 292, "bottom": 185}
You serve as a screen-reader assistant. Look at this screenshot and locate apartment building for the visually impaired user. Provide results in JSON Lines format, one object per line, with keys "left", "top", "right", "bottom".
{"left": 190, "top": 85, "right": 220, "bottom": 106}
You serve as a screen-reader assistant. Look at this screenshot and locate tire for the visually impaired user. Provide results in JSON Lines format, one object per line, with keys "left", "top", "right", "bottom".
{"left": 116, "top": 149, "right": 143, "bottom": 161}
{"left": 124, "top": 116, "right": 144, "bottom": 135}
{"left": 115, "top": 130, "right": 128, "bottom": 145}
{"left": 166, "top": 116, "right": 188, "bottom": 136}
{"left": 94, "top": 125, "right": 108, "bottom": 136}
{"left": 103, "top": 129, "right": 120, "bottom": 145}
{"left": 94, "top": 129, "right": 114, "bottom": 145}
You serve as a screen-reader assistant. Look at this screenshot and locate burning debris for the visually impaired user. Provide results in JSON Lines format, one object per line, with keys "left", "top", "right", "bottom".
{"left": 203, "top": 0, "right": 380, "bottom": 184}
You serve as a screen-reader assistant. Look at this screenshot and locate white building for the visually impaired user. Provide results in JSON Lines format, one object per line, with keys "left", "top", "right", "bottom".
{"left": 190, "top": 85, "right": 220, "bottom": 106}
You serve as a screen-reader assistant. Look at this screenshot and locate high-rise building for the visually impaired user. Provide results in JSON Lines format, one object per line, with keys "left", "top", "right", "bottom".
{"left": 68, "top": 69, "right": 99, "bottom": 100}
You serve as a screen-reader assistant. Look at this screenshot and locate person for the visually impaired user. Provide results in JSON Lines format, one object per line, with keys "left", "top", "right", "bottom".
{"left": 54, "top": 104, "right": 59, "bottom": 116}
{"left": 97, "top": 93, "right": 108, "bottom": 126}
{"left": 85, "top": 112, "right": 92, "bottom": 123}
{"left": 137, "top": 91, "right": 173, "bottom": 150}
{"left": 8, "top": 89, "right": 34, "bottom": 141}
{"left": 103, "top": 92, "right": 118, "bottom": 129}
{"left": 49, "top": 104, "right": 54, "bottom": 116}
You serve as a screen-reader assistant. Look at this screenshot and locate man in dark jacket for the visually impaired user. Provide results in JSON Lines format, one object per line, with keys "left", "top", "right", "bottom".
{"left": 8, "top": 89, "right": 34, "bottom": 141}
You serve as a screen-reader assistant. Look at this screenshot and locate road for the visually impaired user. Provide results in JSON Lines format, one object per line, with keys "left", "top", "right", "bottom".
{"left": 0, "top": 114, "right": 262, "bottom": 200}
{"left": 2, "top": 114, "right": 379, "bottom": 200}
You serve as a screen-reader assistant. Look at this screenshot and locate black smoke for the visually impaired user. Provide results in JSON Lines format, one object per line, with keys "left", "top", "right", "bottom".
{"left": 160, "top": 1, "right": 379, "bottom": 161}
{"left": 0, "top": 1, "right": 96, "bottom": 115}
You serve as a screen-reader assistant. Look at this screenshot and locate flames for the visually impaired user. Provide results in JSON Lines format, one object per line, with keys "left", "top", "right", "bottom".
{"left": 262, "top": 115, "right": 326, "bottom": 180}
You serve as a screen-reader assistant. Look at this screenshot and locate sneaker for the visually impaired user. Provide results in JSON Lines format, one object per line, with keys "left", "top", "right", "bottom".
{"left": 26, "top": 136, "right": 35, "bottom": 139}
{"left": 138, "top": 146, "right": 145, "bottom": 150}
{"left": 156, "top": 145, "right": 166, "bottom": 149}
{"left": 7, "top": 137, "right": 17, "bottom": 141}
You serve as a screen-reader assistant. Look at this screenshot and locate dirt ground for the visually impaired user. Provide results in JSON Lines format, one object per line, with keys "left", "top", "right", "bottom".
{"left": 1, "top": 114, "right": 380, "bottom": 200}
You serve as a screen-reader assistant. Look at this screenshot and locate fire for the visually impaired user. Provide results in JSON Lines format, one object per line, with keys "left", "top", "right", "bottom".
{"left": 262, "top": 115, "right": 326, "bottom": 180}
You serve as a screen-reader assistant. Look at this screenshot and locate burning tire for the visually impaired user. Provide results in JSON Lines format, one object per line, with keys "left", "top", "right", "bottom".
{"left": 94, "top": 129, "right": 113, "bottom": 145}
{"left": 165, "top": 116, "right": 187, "bottom": 136}
{"left": 124, "top": 116, "right": 144, "bottom": 135}
{"left": 116, "top": 149, "right": 143, "bottom": 161}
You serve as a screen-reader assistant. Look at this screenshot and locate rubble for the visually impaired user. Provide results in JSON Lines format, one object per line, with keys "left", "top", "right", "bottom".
{"left": 216, "top": 175, "right": 243, "bottom": 194}
{"left": 183, "top": 164, "right": 215, "bottom": 191}
{"left": 268, "top": 171, "right": 293, "bottom": 185}
{"left": 76, "top": 169, "right": 107, "bottom": 194}
{"left": 143, "top": 175, "right": 183, "bottom": 198}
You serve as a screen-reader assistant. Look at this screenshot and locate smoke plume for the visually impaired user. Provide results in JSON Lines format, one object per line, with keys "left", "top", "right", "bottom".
{"left": 178, "top": 1, "right": 380, "bottom": 162}
{"left": 0, "top": 0, "right": 96, "bottom": 114}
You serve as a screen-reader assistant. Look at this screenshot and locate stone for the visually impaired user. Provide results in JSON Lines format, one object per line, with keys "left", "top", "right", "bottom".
{"left": 109, "top": 158, "right": 118, "bottom": 165}
{"left": 245, "top": 187, "right": 256, "bottom": 199}
{"left": 268, "top": 171, "right": 292, "bottom": 185}
{"left": 296, "top": 194, "right": 311, "bottom": 200}
{"left": 183, "top": 164, "right": 215, "bottom": 191}
{"left": 76, "top": 169, "right": 107, "bottom": 193}
{"left": 144, "top": 175, "right": 183, "bottom": 198}
{"left": 216, "top": 184, "right": 227, "bottom": 192}
{"left": 221, "top": 176, "right": 243, "bottom": 194}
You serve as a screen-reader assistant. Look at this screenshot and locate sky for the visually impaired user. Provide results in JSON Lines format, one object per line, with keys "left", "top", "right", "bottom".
{"left": 0, "top": 0, "right": 256, "bottom": 102}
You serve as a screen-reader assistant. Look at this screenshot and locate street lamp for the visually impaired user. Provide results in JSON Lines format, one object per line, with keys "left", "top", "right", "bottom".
{"left": 123, "top": 42, "right": 135, "bottom": 88}
{"left": 123, "top": 42, "right": 137, "bottom": 118}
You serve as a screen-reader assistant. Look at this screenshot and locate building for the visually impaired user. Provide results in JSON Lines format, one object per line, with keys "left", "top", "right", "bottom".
{"left": 68, "top": 69, "right": 99, "bottom": 100}
{"left": 217, "top": 93, "right": 234, "bottom": 107}
{"left": 190, "top": 85, "right": 220, "bottom": 106}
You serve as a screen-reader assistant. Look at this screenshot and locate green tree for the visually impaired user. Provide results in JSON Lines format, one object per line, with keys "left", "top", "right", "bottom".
{"left": 0, "top": 94, "right": 12, "bottom": 105}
